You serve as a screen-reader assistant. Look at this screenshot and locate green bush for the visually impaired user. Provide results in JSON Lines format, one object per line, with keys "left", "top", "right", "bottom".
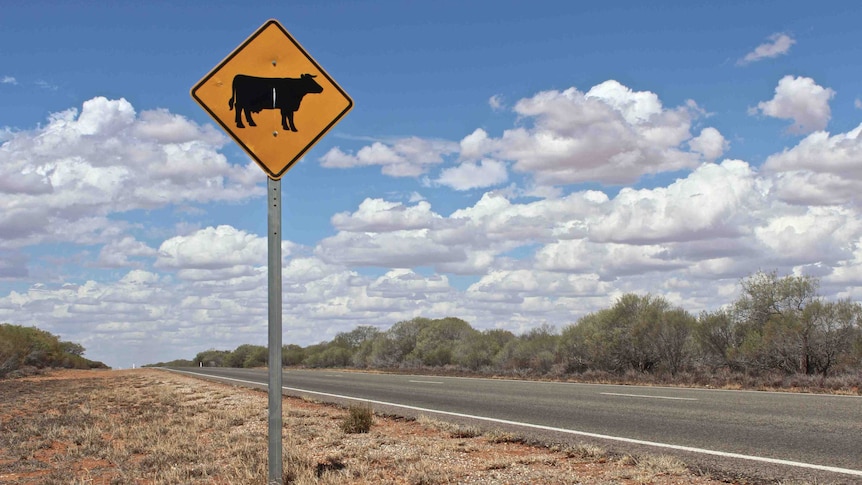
{"left": 0, "top": 323, "right": 107, "bottom": 377}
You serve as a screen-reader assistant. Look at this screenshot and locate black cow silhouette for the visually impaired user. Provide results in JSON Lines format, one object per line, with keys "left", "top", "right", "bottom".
{"left": 228, "top": 73, "right": 323, "bottom": 131}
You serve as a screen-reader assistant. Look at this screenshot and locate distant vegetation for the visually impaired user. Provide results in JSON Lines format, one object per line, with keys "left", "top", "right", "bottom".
{"left": 161, "top": 271, "right": 862, "bottom": 391}
{"left": 0, "top": 323, "right": 108, "bottom": 378}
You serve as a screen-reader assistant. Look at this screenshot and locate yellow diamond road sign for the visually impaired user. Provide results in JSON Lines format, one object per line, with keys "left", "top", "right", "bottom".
{"left": 191, "top": 19, "right": 353, "bottom": 179}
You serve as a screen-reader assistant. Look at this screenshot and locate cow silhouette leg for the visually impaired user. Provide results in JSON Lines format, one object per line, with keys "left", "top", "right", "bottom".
{"left": 285, "top": 111, "right": 298, "bottom": 132}
{"left": 235, "top": 108, "right": 244, "bottom": 128}
{"left": 244, "top": 109, "right": 257, "bottom": 127}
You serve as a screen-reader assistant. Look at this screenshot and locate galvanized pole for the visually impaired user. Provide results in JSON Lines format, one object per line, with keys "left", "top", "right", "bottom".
{"left": 267, "top": 177, "right": 283, "bottom": 485}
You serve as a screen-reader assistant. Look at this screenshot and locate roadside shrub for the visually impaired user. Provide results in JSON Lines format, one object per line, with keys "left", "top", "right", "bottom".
{"left": 340, "top": 405, "right": 373, "bottom": 434}
{"left": 0, "top": 323, "right": 106, "bottom": 377}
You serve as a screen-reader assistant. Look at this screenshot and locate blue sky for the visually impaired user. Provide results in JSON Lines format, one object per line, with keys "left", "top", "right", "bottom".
{"left": 2, "top": 1, "right": 861, "bottom": 368}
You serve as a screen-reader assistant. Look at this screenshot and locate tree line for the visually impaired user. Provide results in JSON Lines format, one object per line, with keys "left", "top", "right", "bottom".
{"left": 0, "top": 323, "right": 108, "bottom": 378}
{"left": 161, "top": 272, "right": 862, "bottom": 386}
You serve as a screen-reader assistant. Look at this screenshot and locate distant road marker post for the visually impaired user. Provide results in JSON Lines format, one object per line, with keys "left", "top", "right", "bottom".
{"left": 191, "top": 19, "right": 353, "bottom": 485}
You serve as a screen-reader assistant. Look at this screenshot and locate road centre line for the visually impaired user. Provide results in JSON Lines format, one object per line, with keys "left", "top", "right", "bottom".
{"left": 601, "top": 392, "right": 698, "bottom": 401}
{"left": 408, "top": 380, "right": 444, "bottom": 384}
{"left": 166, "top": 369, "right": 862, "bottom": 478}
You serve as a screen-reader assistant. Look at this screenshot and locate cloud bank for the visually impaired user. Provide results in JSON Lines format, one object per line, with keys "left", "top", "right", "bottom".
{"left": 3, "top": 80, "right": 861, "bottom": 367}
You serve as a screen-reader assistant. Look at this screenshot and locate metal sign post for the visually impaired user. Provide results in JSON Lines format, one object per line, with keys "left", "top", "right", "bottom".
{"left": 191, "top": 20, "right": 352, "bottom": 485}
{"left": 267, "top": 177, "right": 283, "bottom": 484}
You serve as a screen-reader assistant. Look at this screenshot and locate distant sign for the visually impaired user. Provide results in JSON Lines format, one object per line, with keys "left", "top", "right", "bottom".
{"left": 191, "top": 19, "right": 353, "bottom": 179}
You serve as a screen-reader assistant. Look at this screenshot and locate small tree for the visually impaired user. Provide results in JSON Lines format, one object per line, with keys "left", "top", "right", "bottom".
{"left": 655, "top": 308, "right": 696, "bottom": 376}
{"left": 408, "top": 317, "right": 476, "bottom": 367}
{"left": 694, "top": 309, "right": 740, "bottom": 370}
{"left": 61, "top": 341, "right": 86, "bottom": 357}
{"left": 226, "top": 344, "right": 266, "bottom": 368}
{"left": 562, "top": 294, "right": 694, "bottom": 375}
{"left": 366, "top": 317, "right": 431, "bottom": 368}
{"left": 557, "top": 322, "right": 590, "bottom": 373}
{"left": 729, "top": 271, "right": 850, "bottom": 375}
{"left": 495, "top": 324, "right": 558, "bottom": 374}
{"left": 452, "top": 328, "right": 514, "bottom": 371}
{"left": 804, "top": 299, "right": 862, "bottom": 376}
{"left": 282, "top": 344, "right": 305, "bottom": 366}
{"left": 243, "top": 346, "right": 268, "bottom": 368}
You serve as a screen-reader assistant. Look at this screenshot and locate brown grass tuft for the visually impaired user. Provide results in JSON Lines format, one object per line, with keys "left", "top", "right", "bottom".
{"left": 340, "top": 405, "right": 374, "bottom": 434}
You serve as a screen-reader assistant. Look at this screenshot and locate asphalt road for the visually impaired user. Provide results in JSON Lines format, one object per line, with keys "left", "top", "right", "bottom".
{"left": 168, "top": 367, "right": 862, "bottom": 482}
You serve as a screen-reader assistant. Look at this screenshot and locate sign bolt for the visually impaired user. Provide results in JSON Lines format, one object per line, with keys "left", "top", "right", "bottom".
{"left": 272, "top": 131, "right": 278, "bottom": 137}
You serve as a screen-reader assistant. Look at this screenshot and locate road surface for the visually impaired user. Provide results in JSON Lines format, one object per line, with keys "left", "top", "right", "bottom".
{"left": 167, "top": 367, "right": 862, "bottom": 483}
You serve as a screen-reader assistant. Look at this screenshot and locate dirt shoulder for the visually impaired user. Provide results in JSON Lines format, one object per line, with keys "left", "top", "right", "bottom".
{"left": 0, "top": 368, "right": 737, "bottom": 484}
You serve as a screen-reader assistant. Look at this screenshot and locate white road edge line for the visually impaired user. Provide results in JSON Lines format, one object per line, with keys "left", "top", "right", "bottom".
{"left": 408, "top": 380, "right": 444, "bottom": 384}
{"left": 165, "top": 369, "right": 862, "bottom": 478}
{"left": 601, "top": 392, "right": 698, "bottom": 401}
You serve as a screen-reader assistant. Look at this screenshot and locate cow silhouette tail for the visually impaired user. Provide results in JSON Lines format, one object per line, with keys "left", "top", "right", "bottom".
{"left": 228, "top": 79, "right": 236, "bottom": 111}
{"left": 228, "top": 94, "right": 235, "bottom": 111}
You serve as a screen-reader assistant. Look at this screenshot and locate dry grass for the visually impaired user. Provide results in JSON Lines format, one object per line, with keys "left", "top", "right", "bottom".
{"left": 340, "top": 405, "right": 374, "bottom": 434}
{"left": 0, "top": 369, "right": 732, "bottom": 484}
{"left": 417, "top": 415, "right": 483, "bottom": 439}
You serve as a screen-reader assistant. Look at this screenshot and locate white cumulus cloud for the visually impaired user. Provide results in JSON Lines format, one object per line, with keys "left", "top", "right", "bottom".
{"left": 331, "top": 198, "right": 441, "bottom": 232}
{"left": 493, "top": 80, "right": 703, "bottom": 185}
{"left": 323, "top": 80, "right": 717, "bottom": 188}
{"left": 459, "top": 128, "right": 495, "bottom": 160}
{"left": 97, "top": 236, "right": 158, "bottom": 268}
{"left": 367, "top": 269, "right": 452, "bottom": 299}
{"left": 764, "top": 123, "right": 862, "bottom": 205}
{"left": 155, "top": 225, "right": 284, "bottom": 282}
{"left": 320, "top": 137, "right": 458, "bottom": 177}
{"left": 589, "top": 160, "right": 763, "bottom": 244}
{"left": 0, "top": 97, "right": 259, "bottom": 249}
{"left": 688, "top": 127, "right": 729, "bottom": 161}
{"left": 754, "top": 206, "right": 861, "bottom": 265}
{"left": 754, "top": 75, "right": 835, "bottom": 134}
{"left": 435, "top": 159, "right": 508, "bottom": 191}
